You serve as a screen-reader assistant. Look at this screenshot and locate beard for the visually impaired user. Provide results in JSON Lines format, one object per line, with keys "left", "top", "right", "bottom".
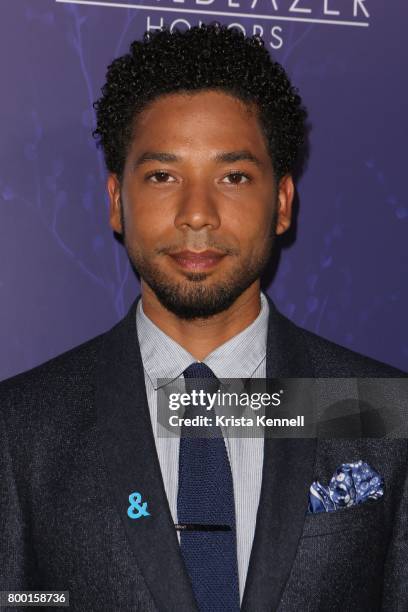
{"left": 121, "top": 207, "right": 277, "bottom": 320}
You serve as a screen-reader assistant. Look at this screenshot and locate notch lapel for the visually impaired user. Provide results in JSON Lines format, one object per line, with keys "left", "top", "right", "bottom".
{"left": 95, "top": 299, "right": 198, "bottom": 612}
{"left": 241, "top": 298, "right": 317, "bottom": 612}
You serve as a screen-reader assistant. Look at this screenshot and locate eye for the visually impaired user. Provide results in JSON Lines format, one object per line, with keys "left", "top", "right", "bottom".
{"left": 221, "top": 172, "right": 251, "bottom": 185}
{"left": 146, "top": 171, "right": 177, "bottom": 183}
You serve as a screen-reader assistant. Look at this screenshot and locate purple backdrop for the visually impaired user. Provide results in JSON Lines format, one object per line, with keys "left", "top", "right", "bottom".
{"left": 1, "top": 0, "right": 407, "bottom": 380}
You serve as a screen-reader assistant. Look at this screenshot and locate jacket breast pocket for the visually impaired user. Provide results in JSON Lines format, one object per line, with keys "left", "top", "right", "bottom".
{"left": 278, "top": 498, "right": 387, "bottom": 612}
{"left": 301, "top": 497, "right": 385, "bottom": 538}
{"left": 277, "top": 498, "right": 387, "bottom": 610}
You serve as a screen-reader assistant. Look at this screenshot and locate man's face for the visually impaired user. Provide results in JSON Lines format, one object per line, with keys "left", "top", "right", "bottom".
{"left": 108, "top": 90, "right": 293, "bottom": 319}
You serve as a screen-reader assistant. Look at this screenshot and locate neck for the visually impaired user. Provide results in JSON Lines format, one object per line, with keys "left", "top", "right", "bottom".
{"left": 140, "top": 281, "right": 262, "bottom": 361}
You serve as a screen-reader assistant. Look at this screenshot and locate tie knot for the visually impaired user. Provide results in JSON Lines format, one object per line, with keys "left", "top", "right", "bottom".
{"left": 183, "top": 362, "right": 219, "bottom": 398}
{"left": 183, "top": 362, "right": 217, "bottom": 379}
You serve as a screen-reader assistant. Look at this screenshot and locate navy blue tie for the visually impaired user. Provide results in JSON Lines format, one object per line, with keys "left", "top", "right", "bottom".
{"left": 177, "top": 362, "right": 240, "bottom": 612}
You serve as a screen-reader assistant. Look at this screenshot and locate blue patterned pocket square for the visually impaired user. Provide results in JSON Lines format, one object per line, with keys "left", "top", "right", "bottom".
{"left": 307, "top": 460, "right": 384, "bottom": 514}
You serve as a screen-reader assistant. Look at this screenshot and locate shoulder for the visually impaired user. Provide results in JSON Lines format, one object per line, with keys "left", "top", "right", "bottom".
{"left": 0, "top": 328, "right": 109, "bottom": 429}
{"left": 1, "top": 331, "right": 104, "bottom": 391}
{"left": 271, "top": 304, "right": 405, "bottom": 377}
{"left": 0, "top": 296, "right": 140, "bottom": 434}
{"left": 0, "top": 296, "right": 141, "bottom": 405}
{"left": 301, "top": 326, "right": 405, "bottom": 377}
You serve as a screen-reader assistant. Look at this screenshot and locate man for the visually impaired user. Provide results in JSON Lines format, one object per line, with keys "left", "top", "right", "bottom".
{"left": 0, "top": 23, "right": 406, "bottom": 612}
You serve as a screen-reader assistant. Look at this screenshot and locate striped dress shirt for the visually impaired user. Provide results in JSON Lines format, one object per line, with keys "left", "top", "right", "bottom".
{"left": 136, "top": 292, "right": 269, "bottom": 603}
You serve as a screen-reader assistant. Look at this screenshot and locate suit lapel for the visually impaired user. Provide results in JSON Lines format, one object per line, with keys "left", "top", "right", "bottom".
{"left": 242, "top": 297, "right": 318, "bottom": 612}
{"left": 95, "top": 299, "right": 198, "bottom": 612}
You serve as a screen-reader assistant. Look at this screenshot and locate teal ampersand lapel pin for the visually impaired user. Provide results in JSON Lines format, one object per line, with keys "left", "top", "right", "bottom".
{"left": 127, "top": 491, "right": 150, "bottom": 519}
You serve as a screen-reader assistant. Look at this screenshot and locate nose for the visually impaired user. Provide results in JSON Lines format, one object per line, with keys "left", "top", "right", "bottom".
{"left": 174, "top": 180, "right": 221, "bottom": 232}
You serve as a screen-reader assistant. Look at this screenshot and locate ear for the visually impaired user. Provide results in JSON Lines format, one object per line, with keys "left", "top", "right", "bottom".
{"left": 276, "top": 174, "right": 295, "bottom": 236}
{"left": 107, "top": 173, "right": 123, "bottom": 234}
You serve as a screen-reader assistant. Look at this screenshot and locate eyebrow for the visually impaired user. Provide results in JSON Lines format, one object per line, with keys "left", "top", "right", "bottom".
{"left": 133, "top": 149, "right": 263, "bottom": 170}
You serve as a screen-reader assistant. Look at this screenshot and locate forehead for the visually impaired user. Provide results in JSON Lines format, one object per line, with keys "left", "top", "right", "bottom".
{"left": 130, "top": 90, "right": 269, "bottom": 156}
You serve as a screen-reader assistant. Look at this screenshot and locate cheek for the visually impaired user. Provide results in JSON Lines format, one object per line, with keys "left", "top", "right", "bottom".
{"left": 121, "top": 175, "right": 174, "bottom": 236}
{"left": 227, "top": 201, "right": 275, "bottom": 245}
{"left": 124, "top": 199, "right": 172, "bottom": 246}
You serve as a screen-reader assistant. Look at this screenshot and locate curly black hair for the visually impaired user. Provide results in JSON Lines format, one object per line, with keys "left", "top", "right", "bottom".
{"left": 93, "top": 22, "right": 307, "bottom": 182}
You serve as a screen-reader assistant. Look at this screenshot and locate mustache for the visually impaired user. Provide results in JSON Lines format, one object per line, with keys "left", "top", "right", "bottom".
{"left": 156, "top": 239, "right": 240, "bottom": 257}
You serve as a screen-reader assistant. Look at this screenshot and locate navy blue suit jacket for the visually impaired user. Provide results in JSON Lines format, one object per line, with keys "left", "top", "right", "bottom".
{"left": 1, "top": 296, "right": 407, "bottom": 611}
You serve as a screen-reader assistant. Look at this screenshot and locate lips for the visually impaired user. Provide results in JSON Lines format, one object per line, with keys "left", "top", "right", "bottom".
{"left": 169, "top": 250, "right": 226, "bottom": 272}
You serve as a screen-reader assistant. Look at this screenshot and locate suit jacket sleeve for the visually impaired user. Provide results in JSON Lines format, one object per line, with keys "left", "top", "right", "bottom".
{"left": 0, "top": 406, "right": 37, "bottom": 590}
{"left": 381, "top": 440, "right": 408, "bottom": 610}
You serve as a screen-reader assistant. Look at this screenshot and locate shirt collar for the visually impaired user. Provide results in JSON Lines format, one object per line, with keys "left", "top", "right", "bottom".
{"left": 136, "top": 292, "right": 269, "bottom": 390}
